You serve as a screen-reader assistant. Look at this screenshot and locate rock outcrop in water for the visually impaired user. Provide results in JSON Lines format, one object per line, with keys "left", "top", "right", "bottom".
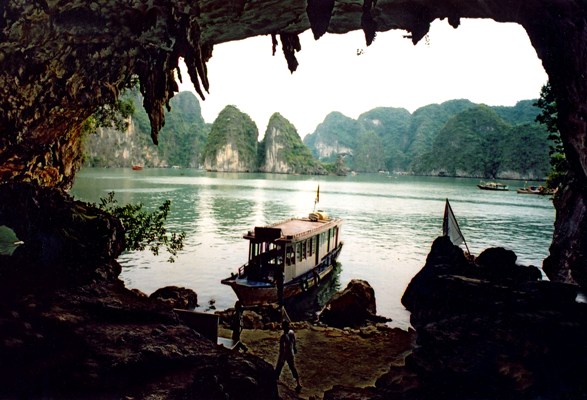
{"left": 203, "top": 105, "right": 259, "bottom": 172}
{"left": 260, "top": 113, "right": 326, "bottom": 175}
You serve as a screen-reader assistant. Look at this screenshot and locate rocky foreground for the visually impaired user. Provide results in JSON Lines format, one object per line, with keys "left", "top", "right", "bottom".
{"left": 221, "top": 323, "right": 414, "bottom": 400}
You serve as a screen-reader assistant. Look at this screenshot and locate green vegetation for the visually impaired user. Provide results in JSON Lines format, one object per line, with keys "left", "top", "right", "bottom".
{"left": 156, "top": 92, "right": 208, "bottom": 167}
{"left": 353, "top": 130, "right": 386, "bottom": 172}
{"left": 84, "top": 91, "right": 208, "bottom": 168}
{"left": 84, "top": 90, "right": 553, "bottom": 179}
{"left": 261, "top": 113, "right": 325, "bottom": 174}
{"left": 96, "top": 192, "right": 185, "bottom": 263}
{"left": 303, "top": 112, "right": 361, "bottom": 162}
{"left": 404, "top": 100, "right": 476, "bottom": 170}
{"left": 203, "top": 105, "right": 258, "bottom": 171}
{"left": 534, "top": 82, "right": 567, "bottom": 189}
{"left": 358, "top": 107, "right": 411, "bottom": 171}
{"left": 305, "top": 99, "right": 550, "bottom": 179}
{"left": 413, "top": 105, "right": 549, "bottom": 178}
{"left": 322, "top": 155, "right": 348, "bottom": 176}
{"left": 417, "top": 105, "right": 510, "bottom": 177}
{"left": 82, "top": 91, "right": 136, "bottom": 136}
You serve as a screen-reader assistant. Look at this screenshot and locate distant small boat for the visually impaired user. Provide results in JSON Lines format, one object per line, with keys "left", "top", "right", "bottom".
{"left": 131, "top": 165, "right": 143, "bottom": 171}
{"left": 477, "top": 181, "right": 508, "bottom": 191}
{"left": 517, "top": 185, "right": 555, "bottom": 195}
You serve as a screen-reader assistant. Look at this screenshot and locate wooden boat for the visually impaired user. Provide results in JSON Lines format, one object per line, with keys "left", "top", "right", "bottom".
{"left": 221, "top": 211, "right": 343, "bottom": 306}
{"left": 131, "top": 165, "right": 143, "bottom": 171}
{"left": 516, "top": 185, "right": 555, "bottom": 195}
{"left": 477, "top": 181, "right": 509, "bottom": 191}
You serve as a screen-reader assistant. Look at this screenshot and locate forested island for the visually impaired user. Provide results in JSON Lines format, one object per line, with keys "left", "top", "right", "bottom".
{"left": 84, "top": 91, "right": 550, "bottom": 180}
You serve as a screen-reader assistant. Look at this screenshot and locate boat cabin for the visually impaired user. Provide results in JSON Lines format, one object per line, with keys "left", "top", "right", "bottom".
{"left": 241, "top": 212, "right": 342, "bottom": 283}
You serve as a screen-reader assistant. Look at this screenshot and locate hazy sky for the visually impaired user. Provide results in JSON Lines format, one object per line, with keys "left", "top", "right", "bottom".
{"left": 178, "top": 19, "right": 548, "bottom": 139}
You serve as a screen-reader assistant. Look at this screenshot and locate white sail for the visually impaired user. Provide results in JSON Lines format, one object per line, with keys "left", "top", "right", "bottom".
{"left": 443, "top": 199, "right": 469, "bottom": 253}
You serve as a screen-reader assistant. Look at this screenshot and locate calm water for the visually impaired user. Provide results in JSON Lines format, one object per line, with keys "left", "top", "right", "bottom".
{"left": 71, "top": 168, "right": 555, "bottom": 329}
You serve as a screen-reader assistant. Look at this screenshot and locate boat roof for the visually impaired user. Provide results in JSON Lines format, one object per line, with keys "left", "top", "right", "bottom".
{"left": 244, "top": 216, "right": 341, "bottom": 243}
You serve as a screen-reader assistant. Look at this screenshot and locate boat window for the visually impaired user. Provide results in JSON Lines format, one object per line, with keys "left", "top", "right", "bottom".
{"left": 296, "top": 243, "right": 302, "bottom": 262}
{"left": 301, "top": 241, "right": 307, "bottom": 260}
{"left": 308, "top": 238, "right": 313, "bottom": 257}
{"left": 249, "top": 242, "right": 260, "bottom": 260}
{"left": 286, "top": 245, "right": 294, "bottom": 265}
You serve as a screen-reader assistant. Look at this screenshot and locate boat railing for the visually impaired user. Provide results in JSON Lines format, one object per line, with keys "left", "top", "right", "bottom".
{"left": 237, "top": 263, "right": 248, "bottom": 278}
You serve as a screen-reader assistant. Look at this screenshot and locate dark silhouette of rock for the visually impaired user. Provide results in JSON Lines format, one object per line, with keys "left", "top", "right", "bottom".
{"left": 150, "top": 285, "right": 198, "bottom": 309}
{"left": 0, "top": 182, "right": 125, "bottom": 279}
{"left": 319, "top": 279, "right": 380, "bottom": 327}
{"left": 329, "top": 237, "right": 587, "bottom": 399}
{"left": 476, "top": 246, "right": 542, "bottom": 283}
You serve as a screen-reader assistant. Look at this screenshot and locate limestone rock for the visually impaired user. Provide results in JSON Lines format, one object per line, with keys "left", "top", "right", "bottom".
{"left": 259, "top": 112, "right": 326, "bottom": 174}
{"left": 475, "top": 246, "right": 542, "bottom": 283}
{"left": 319, "top": 279, "right": 378, "bottom": 328}
{"left": 203, "top": 105, "right": 258, "bottom": 172}
{"left": 396, "top": 236, "right": 587, "bottom": 399}
{"left": 330, "top": 237, "right": 587, "bottom": 399}
{"left": 0, "top": 182, "right": 124, "bottom": 280}
{"left": 149, "top": 285, "right": 198, "bottom": 309}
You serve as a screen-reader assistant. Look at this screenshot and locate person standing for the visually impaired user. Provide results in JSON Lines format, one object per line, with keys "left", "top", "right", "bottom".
{"left": 275, "top": 320, "right": 301, "bottom": 392}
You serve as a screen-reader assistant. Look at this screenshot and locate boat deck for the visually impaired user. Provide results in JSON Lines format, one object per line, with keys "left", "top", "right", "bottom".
{"left": 273, "top": 218, "right": 328, "bottom": 237}
{"left": 247, "top": 216, "right": 341, "bottom": 242}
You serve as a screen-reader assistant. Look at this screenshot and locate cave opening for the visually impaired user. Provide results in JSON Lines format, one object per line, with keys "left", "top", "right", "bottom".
{"left": 178, "top": 19, "right": 548, "bottom": 140}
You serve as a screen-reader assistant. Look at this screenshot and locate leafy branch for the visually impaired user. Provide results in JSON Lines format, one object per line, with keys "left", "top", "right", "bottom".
{"left": 96, "top": 192, "right": 186, "bottom": 263}
{"left": 534, "top": 82, "right": 568, "bottom": 189}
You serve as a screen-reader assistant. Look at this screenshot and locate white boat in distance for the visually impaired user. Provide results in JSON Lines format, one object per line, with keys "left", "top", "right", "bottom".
{"left": 221, "top": 210, "right": 343, "bottom": 306}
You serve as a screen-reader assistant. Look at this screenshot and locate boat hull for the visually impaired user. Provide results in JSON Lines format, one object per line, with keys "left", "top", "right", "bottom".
{"left": 477, "top": 184, "right": 508, "bottom": 191}
{"left": 517, "top": 187, "right": 554, "bottom": 195}
{"left": 222, "top": 243, "right": 343, "bottom": 306}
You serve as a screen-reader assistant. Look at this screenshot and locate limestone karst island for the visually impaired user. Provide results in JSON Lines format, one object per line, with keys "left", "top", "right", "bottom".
{"left": 2, "top": 1, "right": 587, "bottom": 399}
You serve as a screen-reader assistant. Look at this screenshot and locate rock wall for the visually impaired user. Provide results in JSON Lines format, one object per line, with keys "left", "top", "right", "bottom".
{"left": 314, "top": 141, "right": 354, "bottom": 160}
{"left": 261, "top": 126, "right": 291, "bottom": 173}
{"left": 85, "top": 119, "right": 165, "bottom": 168}
{"left": 204, "top": 142, "right": 252, "bottom": 172}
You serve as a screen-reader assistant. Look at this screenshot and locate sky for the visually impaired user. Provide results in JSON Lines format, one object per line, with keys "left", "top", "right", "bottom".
{"left": 177, "top": 19, "right": 548, "bottom": 139}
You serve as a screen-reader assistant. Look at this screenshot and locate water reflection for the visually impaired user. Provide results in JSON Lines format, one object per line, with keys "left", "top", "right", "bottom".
{"left": 285, "top": 263, "right": 343, "bottom": 321}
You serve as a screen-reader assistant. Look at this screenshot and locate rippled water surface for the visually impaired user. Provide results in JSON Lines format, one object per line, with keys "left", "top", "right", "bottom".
{"left": 72, "top": 169, "right": 555, "bottom": 328}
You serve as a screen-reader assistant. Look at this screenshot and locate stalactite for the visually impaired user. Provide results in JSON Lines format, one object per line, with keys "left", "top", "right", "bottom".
{"left": 271, "top": 33, "right": 279, "bottom": 56}
{"left": 361, "top": 0, "right": 377, "bottom": 46}
{"left": 279, "top": 33, "right": 301, "bottom": 73}
{"left": 306, "top": 0, "right": 335, "bottom": 40}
